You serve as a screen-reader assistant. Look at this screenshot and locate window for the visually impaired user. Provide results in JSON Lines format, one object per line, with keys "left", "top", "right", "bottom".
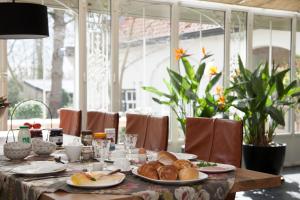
{"left": 121, "top": 89, "right": 136, "bottom": 111}
{"left": 118, "top": 0, "right": 171, "bottom": 138}
{"left": 179, "top": 6, "right": 225, "bottom": 98}
{"left": 253, "top": 15, "right": 292, "bottom": 134}
{"left": 7, "top": 7, "right": 77, "bottom": 129}
{"left": 230, "top": 11, "right": 247, "bottom": 72}
{"left": 87, "top": 0, "right": 111, "bottom": 111}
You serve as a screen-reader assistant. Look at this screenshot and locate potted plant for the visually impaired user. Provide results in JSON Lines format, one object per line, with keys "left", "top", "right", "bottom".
{"left": 143, "top": 48, "right": 232, "bottom": 134}
{"left": 228, "top": 56, "right": 300, "bottom": 175}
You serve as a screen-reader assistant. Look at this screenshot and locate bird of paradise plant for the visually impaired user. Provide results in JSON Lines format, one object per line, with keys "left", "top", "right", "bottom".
{"left": 143, "top": 48, "right": 232, "bottom": 134}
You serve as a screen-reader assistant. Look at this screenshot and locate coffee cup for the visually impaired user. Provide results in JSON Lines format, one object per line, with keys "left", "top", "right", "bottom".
{"left": 64, "top": 145, "right": 82, "bottom": 162}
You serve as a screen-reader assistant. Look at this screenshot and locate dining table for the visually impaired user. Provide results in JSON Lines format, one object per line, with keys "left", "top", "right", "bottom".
{"left": 0, "top": 131, "right": 282, "bottom": 200}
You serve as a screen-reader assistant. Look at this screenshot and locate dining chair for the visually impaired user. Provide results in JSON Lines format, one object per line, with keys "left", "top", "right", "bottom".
{"left": 185, "top": 117, "right": 243, "bottom": 200}
{"left": 185, "top": 118, "right": 243, "bottom": 200}
{"left": 87, "top": 111, "right": 119, "bottom": 143}
{"left": 185, "top": 117, "right": 243, "bottom": 167}
{"left": 125, "top": 113, "right": 169, "bottom": 151}
{"left": 58, "top": 108, "right": 82, "bottom": 137}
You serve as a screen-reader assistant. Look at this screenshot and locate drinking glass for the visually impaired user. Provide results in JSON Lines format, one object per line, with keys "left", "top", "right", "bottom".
{"left": 124, "top": 134, "right": 138, "bottom": 154}
{"left": 93, "top": 139, "right": 111, "bottom": 162}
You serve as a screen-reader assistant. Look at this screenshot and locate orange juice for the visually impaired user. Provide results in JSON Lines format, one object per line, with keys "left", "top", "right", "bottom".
{"left": 93, "top": 132, "right": 106, "bottom": 139}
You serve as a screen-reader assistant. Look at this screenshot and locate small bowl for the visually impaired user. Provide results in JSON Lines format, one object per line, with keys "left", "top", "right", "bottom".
{"left": 32, "top": 138, "right": 56, "bottom": 156}
{"left": 4, "top": 142, "right": 32, "bottom": 160}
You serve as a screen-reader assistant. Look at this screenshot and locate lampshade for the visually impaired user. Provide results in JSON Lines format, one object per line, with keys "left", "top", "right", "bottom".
{"left": 0, "top": 2, "right": 49, "bottom": 39}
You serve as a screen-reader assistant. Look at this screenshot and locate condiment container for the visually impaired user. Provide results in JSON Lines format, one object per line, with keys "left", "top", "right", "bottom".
{"left": 49, "top": 128, "right": 63, "bottom": 146}
{"left": 18, "top": 126, "right": 31, "bottom": 144}
{"left": 81, "top": 130, "right": 93, "bottom": 146}
{"left": 105, "top": 128, "right": 116, "bottom": 151}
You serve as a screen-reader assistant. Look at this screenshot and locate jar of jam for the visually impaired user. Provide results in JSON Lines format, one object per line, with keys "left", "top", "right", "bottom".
{"left": 30, "top": 129, "right": 43, "bottom": 139}
{"left": 49, "top": 128, "right": 63, "bottom": 146}
{"left": 81, "top": 130, "right": 93, "bottom": 146}
{"left": 81, "top": 146, "right": 93, "bottom": 161}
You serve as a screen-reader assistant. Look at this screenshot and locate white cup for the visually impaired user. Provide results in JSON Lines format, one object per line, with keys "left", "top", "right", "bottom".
{"left": 64, "top": 145, "right": 82, "bottom": 162}
{"left": 114, "top": 158, "right": 130, "bottom": 171}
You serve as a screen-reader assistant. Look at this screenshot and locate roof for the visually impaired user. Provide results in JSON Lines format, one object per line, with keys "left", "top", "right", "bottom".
{"left": 24, "top": 80, "right": 74, "bottom": 93}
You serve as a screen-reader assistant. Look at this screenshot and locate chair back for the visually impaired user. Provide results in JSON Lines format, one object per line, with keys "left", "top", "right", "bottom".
{"left": 87, "top": 111, "right": 119, "bottom": 142}
{"left": 59, "top": 108, "right": 82, "bottom": 137}
{"left": 126, "top": 113, "right": 169, "bottom": 151}
{"left": 185, "top": 117, "right": 243, "bottom": 167}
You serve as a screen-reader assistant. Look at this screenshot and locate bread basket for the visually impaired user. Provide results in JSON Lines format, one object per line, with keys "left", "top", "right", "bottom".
{"left": 4, "top": 142, "right": 32, "bottom": 160}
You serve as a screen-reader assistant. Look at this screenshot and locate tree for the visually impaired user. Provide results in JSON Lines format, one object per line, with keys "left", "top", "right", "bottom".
{"left": 48, "top": 10, "right": 66, "bottom": 118}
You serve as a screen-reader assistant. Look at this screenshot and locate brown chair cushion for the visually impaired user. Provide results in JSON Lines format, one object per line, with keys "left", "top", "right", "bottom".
{"left": 185, "top": 117, "right": 243, "bottom": 168}
{"left": 59, "top": 108, "right": 82, "bottom": 137}
{"left": 87, "top": 111, "right": 119, "bottom": 142}
{"left": 126, "top": 113, "right": 169, "bottom": 151}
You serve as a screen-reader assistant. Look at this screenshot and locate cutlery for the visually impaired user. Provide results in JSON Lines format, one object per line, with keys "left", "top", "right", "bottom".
{"left": 23, "top": 174, "right": 70, "bottom": 182}
{"left": 54, "top": 156, "right": 67, "bottom": 164}
{"left": 93, "top": 169, "right": 121, "bottom": 180}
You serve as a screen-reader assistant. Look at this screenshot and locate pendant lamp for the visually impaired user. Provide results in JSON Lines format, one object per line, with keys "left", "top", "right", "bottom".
{"left": 0, "top": 1, "right": 49, "bottom": 39}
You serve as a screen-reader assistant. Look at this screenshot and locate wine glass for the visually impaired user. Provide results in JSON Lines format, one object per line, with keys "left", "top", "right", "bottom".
{"left": 124, "top": 134, "right": 138, "bottom": 154}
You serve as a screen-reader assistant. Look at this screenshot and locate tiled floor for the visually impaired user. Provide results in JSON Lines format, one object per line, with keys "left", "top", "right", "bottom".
{"left": 236, "top": 166, "right": 300, "bottom": 200}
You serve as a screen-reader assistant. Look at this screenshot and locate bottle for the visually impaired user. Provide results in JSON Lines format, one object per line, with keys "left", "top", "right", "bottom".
{"left": 105, "top": 128, "right": 116, "bottom": 151}
{"left": 49, "top": 128, "right": 63, "bottom": 146}
{"left": 18, "top": 126, "right": 31, "bottom": 144}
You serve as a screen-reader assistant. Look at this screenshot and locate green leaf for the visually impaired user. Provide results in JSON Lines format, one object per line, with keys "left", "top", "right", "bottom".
{"left": 265, "top": 106, "right": 285, "bottom": 126}
{"left": 283, "top": 80, "right": 297, "bottom": 96}
{"left": 195, "top": 63, "right": 205, "bottom": 83}
{"left": 181, "top": 57, "right": 195, "bottom": 80}
{"left": 142, "top": 86, "right": 172, "bottom": 98}
{"left": 205, "top": 72, "right": 222, "bottom": 93}
{"left": 238, "top": 55, "right": 249, "bottom": 81}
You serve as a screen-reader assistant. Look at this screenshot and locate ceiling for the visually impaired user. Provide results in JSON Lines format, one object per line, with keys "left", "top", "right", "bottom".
{"left": 201, "top": 0, "right": 300, "bottom": 13}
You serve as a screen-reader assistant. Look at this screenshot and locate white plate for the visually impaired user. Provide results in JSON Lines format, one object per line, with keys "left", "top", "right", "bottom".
{"left": 132, "top": 168, "right": 208, "bottom": 185}
{"left": 66, "top": 171, "right": 126, "bottom": 189}
{"left": 12, "top": 161, "right": 67, "bottom": 175}
{"left": 195, "top": 162, "right": 236, "bottom": 173}
{"left": 171, "top": 152, "right": 198, "bottom": 160}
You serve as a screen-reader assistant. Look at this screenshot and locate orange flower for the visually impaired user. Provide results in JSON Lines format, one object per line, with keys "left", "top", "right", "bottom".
{"left": 218, "top": 95, "right": 225, "bottom": 104}
{"left": 175, "top": 48, "right": 186, "bottom": 60}
{"left": 202, "top": 47, "right": 206, "bottom": 56}
{"left": 215, "top": 86, "right": 223, "bottom": 96}
{"left": 208, "top": 66, "right": 218, "bottom": 76}
{"left": 218, "top": 95, "right": 226, "bottom": 107}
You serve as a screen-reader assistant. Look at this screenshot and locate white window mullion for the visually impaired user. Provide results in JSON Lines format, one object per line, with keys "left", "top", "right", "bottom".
{"left": 0, "top": 40, "right": 8, "bottom": 131}
{"left": 224, "top": 9, "right": 231, "bottom": 87}
{"left": 290, "top": 16, "right": 297, "bottom": 134}
{"left": 111, "top": 0, "right": 120, "bottom": 112}
{"left": 77, "top": 0, "right": 87, "bottom": 130}
{"left": 246, "top": 11, "right": 253, "bottom": 70}
{"left": 169, "top": 2, "right": 180, "bottom": 152}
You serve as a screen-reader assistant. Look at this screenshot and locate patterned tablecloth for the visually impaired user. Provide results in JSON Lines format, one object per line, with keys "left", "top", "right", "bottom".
{"left": 0, "top": 154, "right": 235, "bottom": 200}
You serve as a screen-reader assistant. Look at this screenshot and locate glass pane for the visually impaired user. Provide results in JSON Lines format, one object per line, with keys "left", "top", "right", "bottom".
{"left": 253, "top": 15, "right": 292, "bottom": 134}
{"left": 295, "top": 19, "right": 300, "bottom": 133}
{"left": 119, "top": 1, "right": 171, "bottom": 139}
{"left": 7, "top": 7, "right": 77, "bottom": 129}
{"left": 179, "top": 7, "right": 225, "bottom": 98}
{"left": 87, "top": 0, "right": 111, "bottom": 111}
{"left": 230, "top": 11, "right": 246, "bottom": 72}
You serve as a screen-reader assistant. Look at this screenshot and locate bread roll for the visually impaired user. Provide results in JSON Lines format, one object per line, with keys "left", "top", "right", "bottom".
{"left": 178, "top": 167, "right": 199, "bottom": 180}
{"left": 157, "top": 165, "right": 178, "bottom": 180}
{"left": 157, "top": 151, "right": 177, "bottom": 165}
{"left": 137, "top": 163, "right": 159, "bottom": 180}
{"left": 173, "top": 159, "right": 194, "bottom": 170}
{"left": 147, "top": 161, "right": 164, "bottom": 170}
